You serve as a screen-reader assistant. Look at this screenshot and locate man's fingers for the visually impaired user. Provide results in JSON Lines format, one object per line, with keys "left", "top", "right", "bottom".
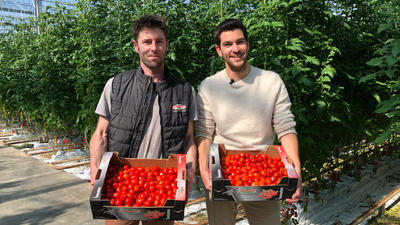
{"left": 285, "top": 189, "right": 302, "bottom": 203}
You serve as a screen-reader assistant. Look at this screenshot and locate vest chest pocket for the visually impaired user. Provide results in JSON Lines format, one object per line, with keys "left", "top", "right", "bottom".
{"left": 170, "top": 103, "right": 189, "bottom": 126}
{"left": 161, "top": 103, "right": 189, "bottom": 147}
{"left": 168, "top": 107, "right": 189, "bottom": 140}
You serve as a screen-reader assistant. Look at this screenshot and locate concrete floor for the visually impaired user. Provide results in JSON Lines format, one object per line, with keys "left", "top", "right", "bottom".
{"left": 0, "top": 144, "right": 103, "bottom": 225}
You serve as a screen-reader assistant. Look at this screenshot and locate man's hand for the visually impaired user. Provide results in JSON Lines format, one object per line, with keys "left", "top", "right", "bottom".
{"left": 199, "top": 166, "right": 211, "bottom": 190}
{"left": 185, "top": 161, "right": 195, "bottom": 200}
{"left": 89, "top": 116, "right": 109, "bottom": 190}
{"left": 196, "top": 137, "right": 211, "bottom": 190}
{"left": 286, "top": 177, "right": 302, "bottom": 203}
{"left": 280, "top": 133, "right": 302, "bottom": 203}
{"left": 184, "top": 121, "right": 197, "bottom": 200}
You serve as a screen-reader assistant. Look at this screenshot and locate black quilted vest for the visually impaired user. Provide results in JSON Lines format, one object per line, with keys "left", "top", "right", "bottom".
{"left": 107, "top": 67, "right": 192, "bottom": 158}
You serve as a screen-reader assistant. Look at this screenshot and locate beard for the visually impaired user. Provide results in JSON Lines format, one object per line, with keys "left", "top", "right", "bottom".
{"left": 141, "top": 56, "right": 164, "bottom": 69}
{"left": 137, "top": 46, "right": 166, "bottom": 70}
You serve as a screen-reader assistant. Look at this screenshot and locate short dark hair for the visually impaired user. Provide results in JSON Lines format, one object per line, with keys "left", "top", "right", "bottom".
{"left": 214, "top": 18, "right": 248, "bottom": 46}
{"left": 132, "top": 15, "right": 168, "bottom": 40}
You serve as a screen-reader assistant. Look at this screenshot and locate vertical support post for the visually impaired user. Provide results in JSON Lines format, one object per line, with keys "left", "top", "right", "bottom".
{"left": 34, "top": 0, "right": 42, "bottom": 33}
{"left": 34, "top": 0, "right": 42, "bottom": 17}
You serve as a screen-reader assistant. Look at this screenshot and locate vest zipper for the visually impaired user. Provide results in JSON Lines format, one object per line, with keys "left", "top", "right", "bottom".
{"left": 157, "top": 87, "right": 164, "bottom": 158}
{"left": 130, "top": 78, "right": 152, "bottom": 158}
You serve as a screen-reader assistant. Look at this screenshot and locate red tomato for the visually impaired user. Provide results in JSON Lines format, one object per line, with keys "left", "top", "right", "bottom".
{"left": 135, "top": 198, "right": 144, "bottom": 206}
{"left": 113, "top": 192, "right": 121, "bottom": 199}
{"left": 147, "top": 196, "right": 154, "bottom": 203}
{"left": 125, "top": 198, "right": 133, "bottom": 206}
{"left": 115, "top": 199, "right": 122, "bottom": 206}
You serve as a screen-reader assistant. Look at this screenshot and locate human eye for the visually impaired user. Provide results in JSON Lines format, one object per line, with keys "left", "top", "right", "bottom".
{"left": 142, "top": 40, "right": 152, "bottom": 44}
{"left": 237, "top": 39, "right": 246, "bottom": 45}
{"left": 223, "top": 42, "right": 232, "bottom": 47}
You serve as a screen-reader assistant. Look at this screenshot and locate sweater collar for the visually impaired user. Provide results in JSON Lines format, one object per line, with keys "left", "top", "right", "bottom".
{"left": 224, "top": 65, "right": 254, "bottom": 87}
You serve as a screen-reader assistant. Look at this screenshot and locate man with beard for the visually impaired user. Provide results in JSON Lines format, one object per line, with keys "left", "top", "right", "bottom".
{"left": 90, "top": 15, "right": 197, "bottom": 225}
{"left": 195, "top": 18, "right": 302, "bottom": 225}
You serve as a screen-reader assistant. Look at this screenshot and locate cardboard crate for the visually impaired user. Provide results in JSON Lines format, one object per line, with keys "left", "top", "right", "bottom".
{"left": 90, "top": 152, "right": 186, "bottom": 220}
{"left": 210, "top": 144, "right": 298, "bottom": 201}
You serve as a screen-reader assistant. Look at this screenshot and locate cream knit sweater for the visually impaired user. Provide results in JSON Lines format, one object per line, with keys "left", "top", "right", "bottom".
{"left": 195, "top": 65, "right": 296, "bottom": 150}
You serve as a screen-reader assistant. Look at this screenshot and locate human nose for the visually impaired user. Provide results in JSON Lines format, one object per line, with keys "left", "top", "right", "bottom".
{"left": 150, "top": 41, "right": 157, "bottom": 51}
{"left": 232, "top": 43, "right": 240, "bottom": 53}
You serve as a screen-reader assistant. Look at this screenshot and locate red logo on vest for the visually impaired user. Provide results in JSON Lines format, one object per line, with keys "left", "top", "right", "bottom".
{"left": 172, "top": 104, "right": 187, "bottom": 112}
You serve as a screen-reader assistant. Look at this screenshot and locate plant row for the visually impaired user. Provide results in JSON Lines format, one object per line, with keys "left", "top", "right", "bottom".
{"left": 0, "top": 0, "right": 399, "bottom": 182}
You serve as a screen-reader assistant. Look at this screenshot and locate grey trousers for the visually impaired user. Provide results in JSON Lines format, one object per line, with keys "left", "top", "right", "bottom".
{"left": 205, "top": 191, "right": 281, "bottom": 225}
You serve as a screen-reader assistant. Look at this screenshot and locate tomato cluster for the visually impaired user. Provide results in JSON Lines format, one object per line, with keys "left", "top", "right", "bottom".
{"left": 102, "top": 164, "right": 178, "bottom": 207}
{"left": 221, "top": 152, "right": 287, "bottom": 186}
{"left": 281, "top": 203, "right": 298, "bottom": 223}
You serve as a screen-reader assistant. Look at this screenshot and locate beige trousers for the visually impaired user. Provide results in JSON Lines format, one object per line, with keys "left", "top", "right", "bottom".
{"left": 105, "top": 220, "right": 174, "bottom": 225}
{"left": 205, "top": 191, "right": 281, "bottom": 225}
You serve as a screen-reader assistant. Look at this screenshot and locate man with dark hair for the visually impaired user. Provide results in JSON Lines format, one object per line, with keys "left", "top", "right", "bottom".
{"left": 90, "top": 15, "right": 197, "bottom": 225}
{"left": 131, "top": 15, "right": 168, "bottom": 41}
{"left": 213, "top": 18, "right": 248, "bottom": 47}
{"left": 195, "top": 18, "right": 302, "bottom": 225}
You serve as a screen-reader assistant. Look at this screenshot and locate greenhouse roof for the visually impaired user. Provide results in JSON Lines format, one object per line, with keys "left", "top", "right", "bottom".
{"left": 0, "top": 0, "right": 76, "bottom": 33}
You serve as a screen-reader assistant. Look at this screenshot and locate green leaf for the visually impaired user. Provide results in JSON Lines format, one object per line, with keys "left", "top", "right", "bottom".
{"left": 342, "top": 21, "right": 350, "bottom": 30}
{"left": 372, "top": 93, "right": 381, "bottom": 103}
{"left": 386, "top": 56, "right": 397, "bottom": 67}
{"left": 330, "top": 115, "right": 341, "bottom": 123}
{"left": 375, "top": 81, "right": 387, "bottom": 86}
{"left": 384, "top": 38, "right": 395, "bottom": 45}
{"left": 286, "top": 45, "right": 303, "bottom": 51}
{"left": 359, "top": 73, "right": 376, "bottom": 83}
{"left": 385, "top": 70, "right": 395, "bottom": 79}
{"left": 345, "top": 73, "right": 355, "bottom": 80}
{"left": 369, "top": 0, "right": 378, "bottom": 5}
{"left": 168, "top": 52, "right": 176, "bottom": 61}
{"left": 374, "top": 128, "right": 392, "bottom": 144}
{"left": 291, "top": 66, "right": 301, "bottom": 76}
{"left": 366, "top": 57, "right": 383, "bottom": 67}
{"left": 272, "top": 58, "right": 282, "bottom": 66}
{"left": 321, "top": 76, "right": 331, "bottom": 82}
{"left": 299, "top": 76, "right": 313, "bottom": 86}
{"left": 386, "top": 109, "right": 399, "bottom": 118}
{"left": 322, "top": 83, "right": 331, "bottom": 90}
{"left": 392, "top": 44, "right": 400, "bottom": 57}
{"left": 288, "top": 0, "right": 303, "bottom": 6}
{"left": 378, "top": 23, "right": 392, "bottom": 34}
{"left": 305, "top": 56, "right": 320, "bottom": 65}
{"left": 375, "top": 45, "right": 389, "bottom": 55}
{"left": 316, "top": 100, "right": 326, "bottom": 108}
{"left": 290, "top": 38, "right": 305, "bottom": 45}
{"left": 322, "top": 65, "right": 335, "bottom": 78}
{"left": 375, "top": 98, "right": 400, "bottom": 114}
{"left": 271, "top": 21, "right": 284, "bottom": 28}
